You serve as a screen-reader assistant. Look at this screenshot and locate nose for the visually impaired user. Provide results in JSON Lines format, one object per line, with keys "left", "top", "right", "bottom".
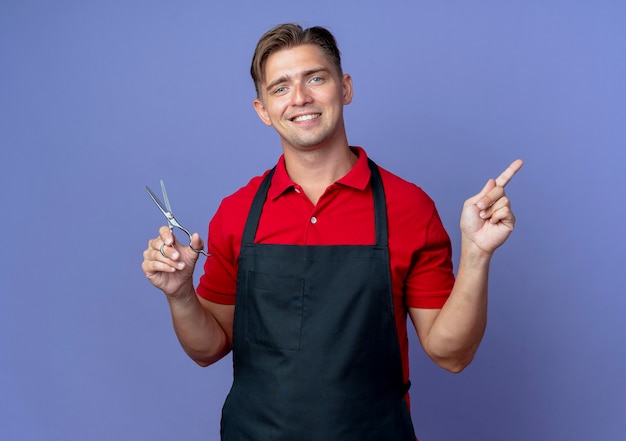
{"left": 291, "top": 83, "right": 313, "bottom": 106}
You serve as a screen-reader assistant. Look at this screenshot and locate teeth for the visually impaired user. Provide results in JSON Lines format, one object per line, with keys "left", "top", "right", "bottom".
{"left": 293, "top": 114, "right": 320, "bottom": 122}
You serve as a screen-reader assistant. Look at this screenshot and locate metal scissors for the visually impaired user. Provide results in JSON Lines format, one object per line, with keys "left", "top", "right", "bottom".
{"left": 145, "top": 180, "right": 210, "bottom": 257}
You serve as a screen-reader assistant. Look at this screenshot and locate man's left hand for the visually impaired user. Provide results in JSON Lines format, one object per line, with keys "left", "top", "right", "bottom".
{"left": 460, "top": 159, "right": 524, "bottom": 255}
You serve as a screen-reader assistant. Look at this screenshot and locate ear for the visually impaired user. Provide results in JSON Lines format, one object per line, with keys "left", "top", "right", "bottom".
{"left": 253, "top": 98, "right": 273, "bottom": 127}
{"left": 341, "top": 74, "right": 353, "bottom": 105}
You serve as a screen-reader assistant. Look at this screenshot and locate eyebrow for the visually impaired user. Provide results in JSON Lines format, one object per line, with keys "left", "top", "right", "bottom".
{"left": 265, "top": 67, "right": 330, "bottom": 93}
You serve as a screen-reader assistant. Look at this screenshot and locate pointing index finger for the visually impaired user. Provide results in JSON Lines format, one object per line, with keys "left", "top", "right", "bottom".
{"left": 495, "top": 159, "right": 524, "bottom": 188}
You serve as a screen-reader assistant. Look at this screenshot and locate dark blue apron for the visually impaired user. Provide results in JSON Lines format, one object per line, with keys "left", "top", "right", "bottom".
{"left": 221, "top": 159, "right": 416, "bottom": 440}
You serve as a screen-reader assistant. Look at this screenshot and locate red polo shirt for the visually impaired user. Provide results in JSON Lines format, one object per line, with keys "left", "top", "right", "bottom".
{"left": 197, "top": 147, "right": 454, "bottom": 384}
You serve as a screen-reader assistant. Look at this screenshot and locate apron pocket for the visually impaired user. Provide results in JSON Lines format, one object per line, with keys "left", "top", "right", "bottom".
{"left": 245, "top": 271, "right": 305, "bottom": 351}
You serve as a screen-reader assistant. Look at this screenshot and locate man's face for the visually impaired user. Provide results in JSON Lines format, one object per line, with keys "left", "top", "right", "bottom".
{"left": 253, "top": 44, "right": 353, "bottom": 152}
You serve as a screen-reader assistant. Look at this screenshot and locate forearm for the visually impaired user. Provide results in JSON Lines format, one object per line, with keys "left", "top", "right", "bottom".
{"left": 421, "top": 159, "right": 521, "bottom": 372}
{"left": 425, "top": 241, "right": 492, "bottom": 372}
{"left": 166, "top": 282, "right": 231, "bottom": 367}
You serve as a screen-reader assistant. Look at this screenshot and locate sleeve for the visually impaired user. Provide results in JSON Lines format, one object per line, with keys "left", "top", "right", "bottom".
{"left": 403, "top": 204, "right": 455, "bottom": 309}
{"left": 196, "top": 201, "right": 239, "bottom": 305}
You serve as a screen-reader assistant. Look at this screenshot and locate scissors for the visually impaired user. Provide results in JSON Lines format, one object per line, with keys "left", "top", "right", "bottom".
{"left": 145, "top": 180, "right": 211, "bottom": 257}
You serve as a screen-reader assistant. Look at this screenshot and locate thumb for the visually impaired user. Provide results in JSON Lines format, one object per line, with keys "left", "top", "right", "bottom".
{"left": 188, "top": 232, "right": 211, "bottom": 258}
{"left": 466, "top": 178, "right": 496, "bottom": 206}
{"left": 190, "top": 232, "right": 205, "bottom": 251}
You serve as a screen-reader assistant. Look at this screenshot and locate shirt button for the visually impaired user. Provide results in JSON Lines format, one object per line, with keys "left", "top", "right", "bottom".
{"left": 311, "top": 216, "right": 318, "bottom": 224}
{"left": 294, "top": 188, "right": 301, "bottom": 194}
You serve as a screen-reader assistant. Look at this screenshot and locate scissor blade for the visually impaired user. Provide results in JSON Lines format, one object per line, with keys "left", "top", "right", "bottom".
{"left": 160, "top": 180, "right": 172, "bottom": 213}
{"left": 145, "top": 185, "right": 169, "bottom": 217}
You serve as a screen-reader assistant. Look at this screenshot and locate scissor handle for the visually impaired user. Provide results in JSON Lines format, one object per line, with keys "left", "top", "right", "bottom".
{"left": 190, "top": 244, "right": 211, "bottom": 257}
{"left": 172, "top": 224, "right": 211, "bottom": 257}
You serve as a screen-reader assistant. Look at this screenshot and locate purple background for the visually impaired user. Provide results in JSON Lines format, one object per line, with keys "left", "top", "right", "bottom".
{"left": 2, "top": 1, "right": 625, "bottom": 440}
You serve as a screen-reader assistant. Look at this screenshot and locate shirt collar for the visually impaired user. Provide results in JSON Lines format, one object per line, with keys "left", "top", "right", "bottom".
{"left": 336, "top": 146, "right": 371, "bottom": 190}
{"left": 268, "top": 146, "right": 371, "bottom": 200}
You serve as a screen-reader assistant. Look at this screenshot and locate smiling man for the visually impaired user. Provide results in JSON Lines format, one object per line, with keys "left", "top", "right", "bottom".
{"left": 142, "top": 23, "right": 522, "bottom": 440}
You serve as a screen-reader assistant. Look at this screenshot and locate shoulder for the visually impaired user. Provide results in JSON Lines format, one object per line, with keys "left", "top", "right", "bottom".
{"left": 375, "top": 163, "right": 449, "bottom": 248}
{"left": 355, "top": 147, "right": 435, "bottom": 211}
{"left": 220, "top": 172, "right": 268, "bottom": 209}
{"left": 376, "top": 164, "right": 436, "bottom": 216}
{"left": 210, "top": 169, "right": 272, "bottom": 235}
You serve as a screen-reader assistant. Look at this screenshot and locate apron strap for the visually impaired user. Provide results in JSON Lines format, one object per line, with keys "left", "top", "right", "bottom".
{"left": 368, "top": 158, "right": 388, "bottom": 247}
{"left": 241, "top": 167, "right": 275, "bottom": 245}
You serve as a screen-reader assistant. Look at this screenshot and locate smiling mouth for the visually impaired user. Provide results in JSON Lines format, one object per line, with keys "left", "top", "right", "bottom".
{"left": 291, "top": 113, "right": 321, "bottom": 122}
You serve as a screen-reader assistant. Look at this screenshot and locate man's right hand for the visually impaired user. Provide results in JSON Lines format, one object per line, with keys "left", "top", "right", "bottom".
{"left": 142, "top": 225, "right": 204, "bottom": 298}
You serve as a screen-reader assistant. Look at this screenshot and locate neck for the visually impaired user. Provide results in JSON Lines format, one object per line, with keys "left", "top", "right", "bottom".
{"left": 282, "top": 143, "right": 357, "bottom": 205}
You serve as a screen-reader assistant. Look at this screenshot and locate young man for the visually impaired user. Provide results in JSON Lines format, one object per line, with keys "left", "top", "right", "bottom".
{"left": 142, "top": 23, "right": 522, "bottom": 440}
